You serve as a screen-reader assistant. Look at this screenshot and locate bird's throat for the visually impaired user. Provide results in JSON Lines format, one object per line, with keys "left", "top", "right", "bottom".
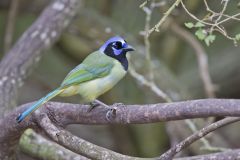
{"left": 119, "top": 57, "right": 128, "bottom": 71}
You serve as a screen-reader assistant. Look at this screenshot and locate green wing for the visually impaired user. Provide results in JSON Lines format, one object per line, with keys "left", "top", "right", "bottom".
{"left": 60, "top": 51, "right": 114, "bottom": 88}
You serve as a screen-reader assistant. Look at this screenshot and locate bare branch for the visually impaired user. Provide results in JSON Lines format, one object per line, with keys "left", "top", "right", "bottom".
{"left": 1, "top": 99, "right": 240, "bottom": 144}
{"left": 0, "top": 0, "right": 81, "bottom": 115}
{"left": 148, "top": 0, "right": 182, "bottom": 36}
{"left": 175, "top": 149, "right": 240, "bottom": 160}
{"left": 19, "top": 129, "right": 89, "bottom": 160}
{"left": 159, "top": 117, "right": 240, "bottom": 160}
{"left": 141, "top": 2, "right": 154, "bottom": 81}
{"left": 129, "top": 68, "right": 171, "bottom": 102}
{"left": 170, "top": 20, "right": 216, "bottom": 98}
{"left": 1, "top": 99, "right": 240, "bottom": 159}
{"left": 180, "top": 1, "right": 239, "bottom": 43}
{"left": 37, "top": 113, "right": 149, "bottom": 160}
{"left": 4, "top": 99, "right": 240, "bottom": 127}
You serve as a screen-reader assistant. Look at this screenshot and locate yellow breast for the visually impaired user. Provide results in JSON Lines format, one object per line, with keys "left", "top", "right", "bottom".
{"left": 60, "top": 59, "right": 126, "bottom": 103}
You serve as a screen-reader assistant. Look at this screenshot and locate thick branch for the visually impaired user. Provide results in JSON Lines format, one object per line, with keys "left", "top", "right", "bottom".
{"left": 19, "top": 129, "right": 89, "bottom": 160}
{"left": 38, "top": 99, "right": 240, "bottom": 125}
{"left": 1, "top": 99, "right": 240, "bottom": 159}
{"left": 1, "top": 98, "right": 240, "bottom": 146}
{"left": 38, "top": 114, "right": 148, "bottom": 160}
{"left": 0, "top": 0, "right": 81, "bottom": 115}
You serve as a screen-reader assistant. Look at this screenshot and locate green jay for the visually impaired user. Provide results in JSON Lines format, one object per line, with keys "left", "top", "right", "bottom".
{"left": 16, "top": 36, "right": 134, "bottom": 123}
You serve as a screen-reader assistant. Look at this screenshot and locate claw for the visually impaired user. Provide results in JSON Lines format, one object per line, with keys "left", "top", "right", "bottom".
{"left": 87, "top": 102, "right": 99, "bottom": 112}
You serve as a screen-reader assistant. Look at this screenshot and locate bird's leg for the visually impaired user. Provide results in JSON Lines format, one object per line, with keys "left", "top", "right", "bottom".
{"left": 87, "top": 99, "right": 110, "bottom": 112}
{"left": 94, "top": 99, "right": 110, "bottom": 108}
{"left": 87, "top": 101, "right": 99, "bottom": 112}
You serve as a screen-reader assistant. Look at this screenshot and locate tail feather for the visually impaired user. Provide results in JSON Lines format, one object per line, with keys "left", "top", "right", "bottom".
{"left": 16, "top": 88, "right": 63, "bottom": 123}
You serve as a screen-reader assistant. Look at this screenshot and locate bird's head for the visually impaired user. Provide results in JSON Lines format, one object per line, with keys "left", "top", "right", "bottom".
{"left": 99, "top": 36, "right": 135, "bottom": 70}
{"left": 100, "top": 36, "right": 134, "bottom": 58}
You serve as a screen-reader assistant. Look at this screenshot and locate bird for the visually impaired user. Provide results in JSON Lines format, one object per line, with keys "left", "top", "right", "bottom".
{"left": 16, "top": 36, "right": 135, "bottom": 123}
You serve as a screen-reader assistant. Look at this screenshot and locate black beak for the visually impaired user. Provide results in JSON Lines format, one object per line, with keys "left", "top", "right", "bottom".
{"left": 124, "top": 45, "right": 135, "bottom": 52}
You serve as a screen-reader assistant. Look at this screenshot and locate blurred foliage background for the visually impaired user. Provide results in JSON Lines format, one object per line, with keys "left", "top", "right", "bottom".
{"left": 1, "top": 0, "right": 240, "bottom": 158}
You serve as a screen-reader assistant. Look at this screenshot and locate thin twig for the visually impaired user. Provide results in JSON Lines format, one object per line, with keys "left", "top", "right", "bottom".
{"left": 148, "top": 0, "right": 182, "bottom": 36}
{"left": 181, "top": 1, "right": 239, "bottom": 43}
{"left": 129, "top": 67, "right": 171, "bottom": 102}
{"left": 142, "top": 2, "right": 154, "bottom": 81}
{"left": 204, "top": 0, "right": 240, "bottom": 21}
{"left": 184, "top": 119, "right": 227, "bottom": 152}
{"left": 141, "top": 0, "right": 218, "bottom": 154}
{"left": 209, "top": 0, "right": 229, "bottom": 34}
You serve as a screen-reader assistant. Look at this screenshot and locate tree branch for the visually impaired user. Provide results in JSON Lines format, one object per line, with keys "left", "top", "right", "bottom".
{"left": 19, "top": 128, "right": 89, "bottom": 160}
{"left": 1, "top": 99, "right": 240, "bottom": 159}
{"left": 0, "top": 0, "right": 81, "bottom": 115}
{"left": 0, "top": 0, "right": 81, "bottom": 159}
{"left": 147, "top": 0, "right": 182, "bottom": 36}
{"left": 159, "top": 117, "right": 240, "bottom": 160}
{"left": 19, "top": 128, "right": 240, "bottom": 160}
{"left": 1, "top": 99, "right": 240, "bottom": 146}
{"left": 38, "top": 114, "right": 149, "bottom": 160}
{"left": 175, "top": 149, "right": 240, "bottom": 160}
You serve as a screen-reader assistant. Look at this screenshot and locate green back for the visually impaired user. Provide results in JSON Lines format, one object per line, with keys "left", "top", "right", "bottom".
{"left": 60, "top": 51, "right": 114, "bottom": 88}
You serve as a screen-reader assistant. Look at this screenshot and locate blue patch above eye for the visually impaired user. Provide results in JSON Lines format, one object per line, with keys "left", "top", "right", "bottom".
{"left": 99, "top": 36, "right": 126, "bottom": 53}
{"left": 122, "top": 43, "right": 127, "bottom": 48}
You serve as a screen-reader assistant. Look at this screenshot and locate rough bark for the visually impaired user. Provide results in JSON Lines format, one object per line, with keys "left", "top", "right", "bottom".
{"left": 0, "top": 99, "right": 240, "bottom": 157}
{"left": 176, "top": 149, "right": 240, "bottom": 160}
{"left": 0, "top": 99, "right": 239, "bottom": 160}
{"left": 19, "top": 129, "right": 89, "bottom": 160}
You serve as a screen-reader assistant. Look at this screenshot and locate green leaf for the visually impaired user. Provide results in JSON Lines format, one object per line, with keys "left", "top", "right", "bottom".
{"left": 195, "top": 29, "right": 206, "bottom": 40}
{"left": 195, "top": 22, "right": 205, "bottom": 28}
{"left": 184, "top": 22, "right": 194, "bottom": 29}
{"left": 235, "top": 34, "right": 240, "bottom": 41}
{"left": 204, "top": 34, "right": 216, "bottom": 46}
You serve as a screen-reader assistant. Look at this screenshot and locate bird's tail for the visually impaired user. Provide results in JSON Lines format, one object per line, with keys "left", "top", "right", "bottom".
{"left": 16, "top": 88, "right": 64, "bottom": 123}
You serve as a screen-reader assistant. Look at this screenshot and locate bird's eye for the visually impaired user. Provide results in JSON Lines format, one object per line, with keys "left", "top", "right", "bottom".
{"left": 112, "top": 41, "right": 122, "bottom": 49}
